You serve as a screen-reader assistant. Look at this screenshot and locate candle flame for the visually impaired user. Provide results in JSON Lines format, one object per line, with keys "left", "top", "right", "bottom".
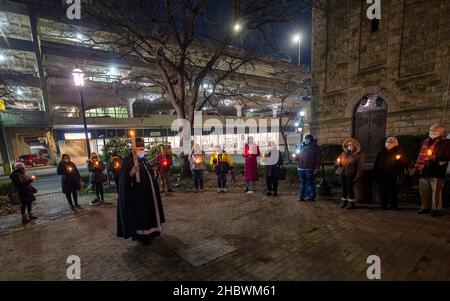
{"left": 68, "top": 166, "right": 73, "bottom": 172}
{"left": 427, "top": 149, "right": 432, "bottom": 156}
{"left": 337, "top": 158, "right": 341, "bottom": 163}
{"left": 129, "top": 130, "right": 135, "bottom": 137}
{"left": 396, "top": 154, "right": 401, "bottom": 160}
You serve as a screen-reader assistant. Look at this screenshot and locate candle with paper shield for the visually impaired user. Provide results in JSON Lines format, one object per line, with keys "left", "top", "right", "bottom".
{"left": 129, "top": 130, "right": 140, "bottom": 183}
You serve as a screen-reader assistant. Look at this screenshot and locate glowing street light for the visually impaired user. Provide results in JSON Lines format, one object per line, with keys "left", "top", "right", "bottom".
{"left": 233, "top": 23, "right": 242, "bottom": 33}
{"left": 0, "top": 53, "right": 6, "bottom": 62}
{"left": 72, "top": 66, "right": 90, "bottom": 157}
{"left": 299, "top": 110, "right": 306, "bottom": 117}
{"left": 292, "top": 33, "right": 302, "bottom": 66}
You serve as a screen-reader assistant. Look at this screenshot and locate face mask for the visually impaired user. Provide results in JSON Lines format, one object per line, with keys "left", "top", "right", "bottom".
{"left": 347, "top": 145, "right": 354, "bottom": 152}
{"left": 304, "top": 139, "right": 311, "bottom": 145}
{"left": 385, "top": 143, "right": 394, "bottom": 150}
{"left": 429, "top": 131, "right": 441, "bottom": 139}
{"left": 137, "top": 151, "right": 145, "bottom": 158}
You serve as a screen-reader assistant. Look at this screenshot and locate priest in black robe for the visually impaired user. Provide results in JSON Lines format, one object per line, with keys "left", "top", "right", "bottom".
{"left": 117, "top": 137, "right": 165, "bottom": 243}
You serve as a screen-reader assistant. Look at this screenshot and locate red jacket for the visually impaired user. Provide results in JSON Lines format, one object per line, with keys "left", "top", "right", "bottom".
{"left": 156, "top": 154, "right": 172, "bottom": 173}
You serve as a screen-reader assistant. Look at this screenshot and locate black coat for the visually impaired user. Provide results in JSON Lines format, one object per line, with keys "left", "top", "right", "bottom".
{"left": 57, "top": 161, "right": 81, "bottom": 194}
{"left": 88, "top": 160, "right": 107, "bottom": 184}
{"left": 117, "top": 154, "right": 165, "bottom": 241}
{"left": 10, "top": 170, "right": 37, "bottom": 203}
{"left": 373, "top": 146, "right": 408, "bottom": 183}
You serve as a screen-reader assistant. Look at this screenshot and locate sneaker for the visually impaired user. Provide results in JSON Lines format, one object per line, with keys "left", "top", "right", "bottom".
{"left": 27, "top": 212, "right": 38, "bottom": 220}
{"left": 431, "top": 210, "right": 443, "bottom": 217}
{"left": 89, "top": 199, "right": 101, "bottom": 206}
{"left": 75, "top": 204, "right": 83, "bottom": 209}
{"left": 417, "top": 208, "right": 430, "bottom": 214}
{"left": 340, "top": 200, "right": 348, "bottom": 208}
{"left": 200, "top": 188, "right": 206, "bottom": 192}
{"left": 247, "top": 190, "right": 254, "bottom": 194}
{"left": 70, "top": 205, "right": 76, "bottom": 211}
{"left": 223, "top": 188, "right": 227, "bottom": 193}
{"left": 298, "top": 197, "right": 305, "bottom": 202}
{"left": 309, "top": 198, "right": 316, "bottom": 202}
{"left": 217, "top": 188, "right": 222, "bottom": 193}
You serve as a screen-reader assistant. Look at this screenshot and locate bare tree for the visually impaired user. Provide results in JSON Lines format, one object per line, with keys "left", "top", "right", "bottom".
{"left": 50, "top": 0, "right": 313, "bottom": 175}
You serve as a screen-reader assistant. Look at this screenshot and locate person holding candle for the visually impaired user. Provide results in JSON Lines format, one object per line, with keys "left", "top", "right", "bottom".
{"left": 57, "top": 154, "right": 82, "bottom": 210}
{"left": 10, "top": 163, "right": 38, "bottom": 224}
{"left": 108, "top": 153, "right": 122, "bottom": 195}
{"left": 413, "top": 124, "right": 450, "bottom": 217}
{"left": 189, "top": 144, "right": 206, "bottom": 192}
{"left": 335, "top": 138, "right": 364, "bottom": 209}
{"left": 210, "top": 145, "right": 234, "bottom": 193}
{"left": 156, "top": 145, "right": 173, "bottom": 195}
{"left": 117, "top": 137, "right": 165, "bottom": 244}
{"left": 88, "top": 152, "right": 107, "bottom": 206}
{"left": 242, "top": 136, "right": 260, "bottom": 194}
{"left": 294, "top": 135, "right": 321, "bottom": 202}
{"left": 373, "top": 137, "right": 408, "bottom": 210}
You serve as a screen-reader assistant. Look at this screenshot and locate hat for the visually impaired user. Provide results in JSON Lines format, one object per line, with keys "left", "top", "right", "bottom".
{"left": 135, "top": 137, "right": 145, "bottom": 147}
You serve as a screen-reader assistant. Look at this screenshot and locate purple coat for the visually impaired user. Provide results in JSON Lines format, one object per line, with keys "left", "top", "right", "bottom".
{"left": 243, "top": 144, "right": 260, "bottom": 181}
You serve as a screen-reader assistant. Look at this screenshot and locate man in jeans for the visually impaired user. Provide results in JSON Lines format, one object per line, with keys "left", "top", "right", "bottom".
{"left": 414, "top": 124, "right": 450, "bottom": 217}
{"left": 295, "top": 135, "right": 322, "bottom": 202}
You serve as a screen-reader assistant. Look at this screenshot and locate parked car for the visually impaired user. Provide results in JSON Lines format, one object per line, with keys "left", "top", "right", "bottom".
{"left": 17, "top": 154, "right": 48, "bottom": 167}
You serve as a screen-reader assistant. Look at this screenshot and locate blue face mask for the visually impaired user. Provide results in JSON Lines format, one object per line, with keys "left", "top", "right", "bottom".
{"left": 137, "top": 151, "right": 145, "bottom": 159}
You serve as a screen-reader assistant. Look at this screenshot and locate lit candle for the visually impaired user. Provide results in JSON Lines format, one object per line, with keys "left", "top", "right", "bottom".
{"left": 396, "top": 154, "right": 401, "bottom": 160}
{"left": 427, "top": 149, "right": 432, "bottom": 156}
{"left": 67, "top": 166, "right": 73, "bottom": 173}
{"left": 195, "top": 157, "right": 202, "bottom": 164}
{"left": 163, "top": 160, "right": 168, "bottom": 166}
{"left": 95, "top": 161, "right": 99, "bottom": 167}
{"left": 337, "top": 157, "right": 341, "bottom": 164}
{"left": 31, "top": 175, "right": 36, "bottom": 181}
{"left": 115, "top": 162, "right": 120, "bottom": 169}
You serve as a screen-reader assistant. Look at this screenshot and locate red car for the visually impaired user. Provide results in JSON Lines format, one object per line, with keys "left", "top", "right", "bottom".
{"left": 17, "top": 154, "right": 48, "bottom": 167}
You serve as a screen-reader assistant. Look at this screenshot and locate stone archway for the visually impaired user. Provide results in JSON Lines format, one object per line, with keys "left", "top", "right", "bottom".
{"left": 344, "top": 86, "right": 398, "bottom": 118}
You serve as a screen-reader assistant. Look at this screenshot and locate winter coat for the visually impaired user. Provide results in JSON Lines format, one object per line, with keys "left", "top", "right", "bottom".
{"left": 373, "top": 146, "right": 408, "bottom": 183}
{"left": 108, "top": 157, "right": 122, "bottom": 180}
{"left": 418, "top": 138, "right": 450, "bottom": 179}
{"left": 262, "top": 150, "right": 283, "bottom": 177}
{"left": 10, "top": 170, "right": 37, "bottom": 203}
{"left": 336, "top": 138, "right": 365, "bottom": 180}
{"left": 243, "top": 143, "right": 260, "bottom": 181}
{"left": 88, "top": 160, "right": 107, "bottom": 184}
{"left": 189, "top": 152, "right": 206, "bottom": 171}
{"left": 295, "top": 141, "right": 321, "bottom": 170}
{"left": 57, "top": 161, "right": 81, "bottom": 194}
{"left": 210, "top": 151, "right": 233, "bottom": 174}
{"left": 155, "top": 154, "right": 172, "bottom": 173}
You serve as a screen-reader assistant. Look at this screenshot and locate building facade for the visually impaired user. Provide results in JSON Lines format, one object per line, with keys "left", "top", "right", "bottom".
{"left": 311, "top": 0, "right": 450, "bottom": 160}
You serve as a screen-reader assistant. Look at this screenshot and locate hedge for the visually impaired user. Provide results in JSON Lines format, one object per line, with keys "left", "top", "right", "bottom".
{"left": 0, "top": 179, "right": 13, "bottom": 196}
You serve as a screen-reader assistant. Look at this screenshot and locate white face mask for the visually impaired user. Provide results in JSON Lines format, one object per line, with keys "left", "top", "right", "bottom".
{"left": 347, "top": 145, "right": 354, "bottom": 152}
{"left": 385, "top": 143, "right": 395, "bottom": 150}
{"left": 429, "top": 131, "right": 441, "bottom": 139}
{"left": 137, "top": 151, "right": 145, "bottom": 158}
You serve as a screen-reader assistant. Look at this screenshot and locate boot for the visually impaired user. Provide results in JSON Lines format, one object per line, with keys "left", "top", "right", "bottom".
{"left": 28, "top": 212, "right": 38, "bottom": 220}
{"left": 340, "top": 198, "right": 348, "bottom": 208}
{"left": 21, "top": 214, "right": 29, "bottom": 225}
{"left": 347, "top": 200, "right": 356, "bottom": 209}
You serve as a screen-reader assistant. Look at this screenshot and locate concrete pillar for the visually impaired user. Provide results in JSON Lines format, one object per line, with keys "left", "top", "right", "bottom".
{"left": 0, "top": 126, "right": 14, "bottom": 175}
{"left": 128, "top": 98, "right": 136, "bottom": 118}
{"left": 234, "top": 104, "right": 242, "bottom": 117}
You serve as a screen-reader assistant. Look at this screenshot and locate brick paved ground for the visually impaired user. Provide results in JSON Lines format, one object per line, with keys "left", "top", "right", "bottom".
{"left": 0, "top": 188, "right": 449, "bottom": 281}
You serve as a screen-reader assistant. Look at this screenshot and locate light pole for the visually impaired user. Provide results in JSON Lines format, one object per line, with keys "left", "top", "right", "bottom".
{"left": 292, "top": 34, "right": 302, "bottom": 66}
{"left": 72, "top": 66, "right": 91, "bottom": 158}
{"left": 233, "top": 22, "right": 243, "bottom": 48}
{"left": 299, "top": 110, "right": 305, "bottom": 143}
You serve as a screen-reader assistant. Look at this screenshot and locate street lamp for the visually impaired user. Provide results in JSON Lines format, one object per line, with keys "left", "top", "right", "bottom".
{"left": 72, "top": 66, "right": 91, "bottom": 158}
{"left": 292, "top": 34, "right": 302, "bottom": 66}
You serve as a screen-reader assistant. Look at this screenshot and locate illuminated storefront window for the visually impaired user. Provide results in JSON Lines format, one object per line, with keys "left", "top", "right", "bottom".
{"left": 85, "top": 107, "right": 128, "bottom": 118}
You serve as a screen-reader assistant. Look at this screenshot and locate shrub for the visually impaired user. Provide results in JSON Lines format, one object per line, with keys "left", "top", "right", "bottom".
{"left": 0, "top": 179, "right": 13, "bottom": 196}
{"left": 102, "top": 136, "right": 132, "bottom": 161}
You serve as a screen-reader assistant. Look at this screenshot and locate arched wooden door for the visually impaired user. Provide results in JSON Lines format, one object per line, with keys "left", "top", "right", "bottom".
{"left": 353, "top": 95, "right": 387, "bottom": 162}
